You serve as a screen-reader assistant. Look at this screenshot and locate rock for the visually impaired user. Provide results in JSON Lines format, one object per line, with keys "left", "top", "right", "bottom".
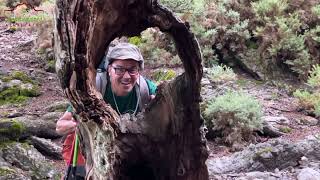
{"left": 2, "top": 116, "right": 62, "bottom": 140}
{"left": 297, "top": 168, "right": 320, "bottom": 180}
{"left": 30, "top": 136, "right": 63, "bottom": 160}
{"left": 0, "top": 142, "right": 60, "bottom": 180}
{"left": 206, "top": 136, "right": 320, "bottom": 175}
{"left": 261, "top": 121, "right": 285, "bottom": 137}
{"left": 201, "top": 78, "right": 211, "bottom": 86}
{"left": 30, "top": 70, "right": 47, "bottom": 81}
{"left": 6, "top": 111, "right": 23, "bottom": 118}
{"left": 41, "top": 112, "right": 63, "bottom": 121}
{"left": 45, "top": 101, "right": 69, "bottom": 112}
{"left": 299, "top": 156, "right": 309, "bottom": 166}
{"left": 262, "top": 116, "right": 290, "bottom": 125}
{"left": 0, "top": 119, "right": 25, "bottom": 142}
{"left": 7, "top": 80, "right": 22, "bottom": 87}
{"left": 20, "top": 83, "right": 34, "bottom": 90}
{"left": 296, "top": 116, "right": 319, "bottom": 126}
{"left": 0, "top": 165, "right": 30, "bottom": 180}
{"left": 239, "top": 171, "right": 278, "bottom": 180}
{"left": 0, "top": 79, "right": 4, "bottom": 91}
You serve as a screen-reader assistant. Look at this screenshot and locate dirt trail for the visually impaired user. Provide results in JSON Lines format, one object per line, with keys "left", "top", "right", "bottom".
{"left": 0, "top": 21, "right": 65, "bottom": 116}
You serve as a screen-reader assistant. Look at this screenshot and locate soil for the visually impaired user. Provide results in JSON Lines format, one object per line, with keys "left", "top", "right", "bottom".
{"left": 1, "top": 19, "right": 319, "bottom": 177}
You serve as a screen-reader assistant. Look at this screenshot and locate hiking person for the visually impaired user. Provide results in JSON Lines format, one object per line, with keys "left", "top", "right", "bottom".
{"left": 56, "top": 43, "right": 157, "bottom": 179}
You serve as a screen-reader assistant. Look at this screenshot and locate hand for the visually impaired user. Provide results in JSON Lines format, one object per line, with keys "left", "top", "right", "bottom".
{"left": 56, "top": 112, "right": 77, "bottom": 135}
{"left": 150, "top": 95, "right": 155, "bottom": 100}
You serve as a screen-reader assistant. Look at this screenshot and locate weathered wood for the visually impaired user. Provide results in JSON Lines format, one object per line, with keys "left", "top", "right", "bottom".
{"left": 53, "top": 0, "right": 208, "bottom": 179}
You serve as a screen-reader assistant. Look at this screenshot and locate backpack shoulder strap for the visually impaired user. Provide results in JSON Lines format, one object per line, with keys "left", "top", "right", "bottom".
{"left": 96, "top": 69, "right": 108, "bottom": 97}
{"left": 136, "top": 75, "right": 150, "bottom": 110}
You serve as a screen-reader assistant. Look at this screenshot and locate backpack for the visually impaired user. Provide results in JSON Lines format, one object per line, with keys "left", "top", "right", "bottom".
{"left": 95, "top": 59, "right": 150, "bottom": 111}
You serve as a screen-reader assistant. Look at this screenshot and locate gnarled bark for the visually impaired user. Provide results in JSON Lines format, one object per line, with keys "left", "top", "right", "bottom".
{"left": 53, "top": 0, "right": 208, "bottom": 179}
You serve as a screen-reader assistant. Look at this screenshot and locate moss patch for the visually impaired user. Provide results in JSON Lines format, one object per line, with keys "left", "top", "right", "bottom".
{"left": 45, "top": 59, "right": 56, "bottom": 73}
{"left": 0, "top": 119, "right": 26, "bottom": 141}
{"left": 279, "top": 126, "right": 292, "bottom": 133}
{"left": 0, "top": 85, "right": 40, "bottom": 105}
{"left": 1, "top": 71, "right": 36, "bottom": 84}
{"left": 0, "top": 71, "right": 40, "bottom": 105}
{"left": 0, "top": 167, "right": 16, "bottom": 176}
{"left": 255, "top": 147, "right": 273, "bottom": 157}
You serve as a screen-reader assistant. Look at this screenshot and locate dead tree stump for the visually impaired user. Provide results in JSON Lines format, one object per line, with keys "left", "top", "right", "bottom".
{"left": 53, "top": 0, "right": 209, "bottom": 179}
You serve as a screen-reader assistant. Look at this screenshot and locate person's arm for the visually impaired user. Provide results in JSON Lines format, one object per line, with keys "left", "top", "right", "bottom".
{"left": 146, "top": 79, "right": 157, "bottom": 100}
{"left": 56, "top": 111, "right": 77, "bottom": 135}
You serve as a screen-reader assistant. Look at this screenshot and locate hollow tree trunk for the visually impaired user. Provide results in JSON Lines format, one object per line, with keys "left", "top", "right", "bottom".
{"left": 53, "top": 0, "right": 209, "bottom": 179}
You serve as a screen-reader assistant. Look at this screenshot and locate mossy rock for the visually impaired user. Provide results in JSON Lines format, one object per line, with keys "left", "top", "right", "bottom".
{"left": 0, "top": 85, "right": 40, "bottom": 105}
{"left": 0, "top": 119, "right": 26, "bottom": 142}
{"left": 1, "top": 71, "right": 36, "bottom": 85}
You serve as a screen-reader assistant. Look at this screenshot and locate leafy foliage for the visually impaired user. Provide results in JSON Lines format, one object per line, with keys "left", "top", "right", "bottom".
{"left": 293, "top": 90, "right": 320, "bottom": 116}
{"left": 131, "top": 28, "right": 181, "bottom": 67}
{"left": 293, "top": 64, "right": 320, "bottom": 117}
{"left": 204, "top": 91, "right": 263, "bottom": 145}
{"left": 207, "top": 64, "right": 237, "bottom": 84}
{"left": 307, "top": 64, "right": 320, "bottom": 87}
{"left": 151, "top": 69, "right": 177, "bottom": 84}
{"left": 179, "top": 0, "right": 320, "bottom": 81}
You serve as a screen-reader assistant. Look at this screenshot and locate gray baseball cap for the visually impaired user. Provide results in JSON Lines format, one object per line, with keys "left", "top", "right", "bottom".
{"left": 106, "top": 43, "right": 144, "bottom": 69}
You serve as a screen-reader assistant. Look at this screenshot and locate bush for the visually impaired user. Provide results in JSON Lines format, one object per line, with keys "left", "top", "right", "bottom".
{"left": 151, "top": 69, "right": 177, "bottom": 84}
{"left": 136, "top": 28, "right": 181, "bottom": 67}
{"left": 293, "top": 90, "right": 320, "bottom": 115}
{"left": 207, "top": 64, "right": 237, "bottom": 84}
{"left": 307, "top": 64, "right": 320, "bottom": 87}
{"left": 185, "top": 0, "right": 320, "bottom": 82}
{"left": 204, "top": 91, "right": 263, "bottom": 146}
{"left": 293, "top": 64, "right": 320, "bottom": 116}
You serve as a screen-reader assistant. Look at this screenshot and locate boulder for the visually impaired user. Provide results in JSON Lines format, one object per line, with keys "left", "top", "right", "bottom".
{"left": 0, "top": 116, "right": 61, "bottom": 140}
{"left": 0, "top": 142, "right": 60, "bottom": 180}
{"left": 297, "top": 168, "right": 320, "bottom": 180}
{"left": 207, "top": 135, "right": 320, "bottom": 175}
{"left": 30, "top": 136, "right": 62, "bottom": 160}
{"left": 44, "top": 100, "right": 69, "bottom": 112}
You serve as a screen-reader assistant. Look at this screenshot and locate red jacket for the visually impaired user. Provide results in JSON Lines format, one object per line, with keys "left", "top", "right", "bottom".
{"left": 62, "top": 132, "right": 86, "bottom": 165}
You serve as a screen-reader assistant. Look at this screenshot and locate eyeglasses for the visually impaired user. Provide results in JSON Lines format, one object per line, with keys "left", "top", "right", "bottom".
{"left": 111, "top": 66, "right": 139, "bottom": 76}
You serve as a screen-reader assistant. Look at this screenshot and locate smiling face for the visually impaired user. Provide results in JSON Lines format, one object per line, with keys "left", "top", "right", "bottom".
{"left": 108, "top": 59, "right": 140, "bottom": 96}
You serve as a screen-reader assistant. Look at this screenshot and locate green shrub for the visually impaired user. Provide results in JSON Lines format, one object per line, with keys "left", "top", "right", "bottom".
{"left": 204, "top": 91, "right": 263, "bottom": 145}
{"left": 307, "top": 64, "right": 320, "bottom": 87}
{"left": 311, "top": 4, "right": 320, "bottom": 16}
{"left": 207, "top": 64, "right": 237, "bottom": 83}
{"left": 185, "top": 0, "right": 319, "bottom": 82}
{"left": 152, "top": 69, "right": 177, "bottom": 84}
{"left": 160, "top": 0, "right": 194, "bottom": 13}
{"left": 252, "top": 0, "right": 288, "bottom": 19}
{"left": 128, "top": 36, "right": 142, "bottom": 46}
{"left": 137, "top": 28, "right": 181, "bottom": 67}
{"left": 293, "top": 90, "right": 320, "bottom": 114}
